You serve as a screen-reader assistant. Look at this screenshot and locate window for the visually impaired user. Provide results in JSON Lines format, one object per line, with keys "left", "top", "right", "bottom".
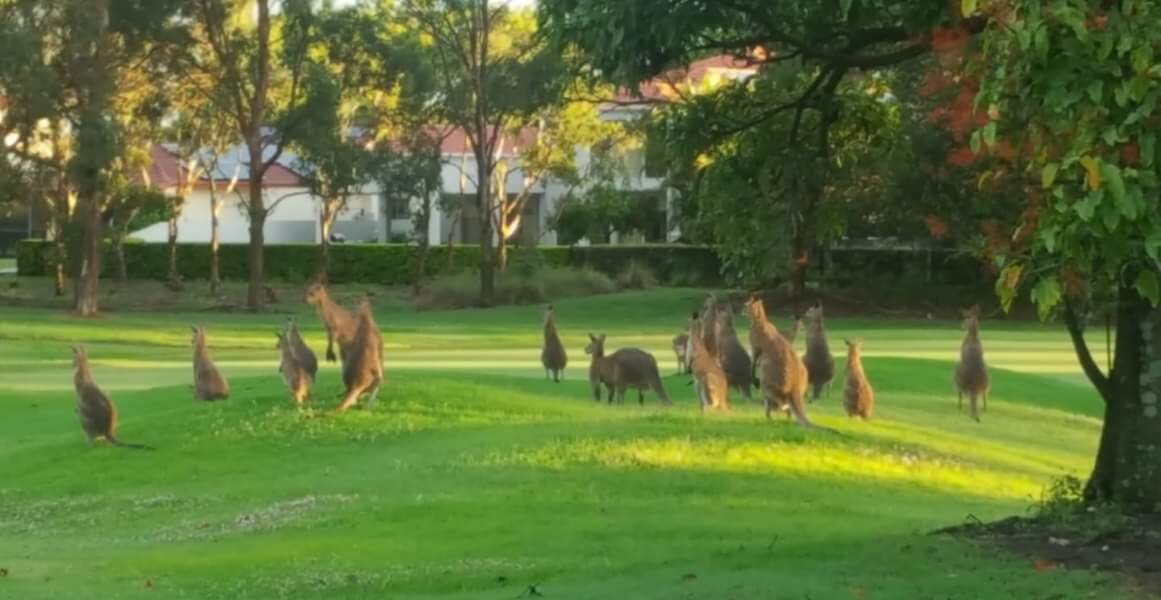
{"left": 382, "top": 193, "right": 411, "bottom": 220}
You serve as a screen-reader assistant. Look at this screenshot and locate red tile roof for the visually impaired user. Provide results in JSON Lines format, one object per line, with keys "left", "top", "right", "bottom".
{"left": 613, "top": 54, "right": 759, "bottom": 104}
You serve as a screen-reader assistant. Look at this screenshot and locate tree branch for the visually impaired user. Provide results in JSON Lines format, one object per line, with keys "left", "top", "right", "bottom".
{"left": 1063, "top": 298, "right": 1113, "bottom": 401}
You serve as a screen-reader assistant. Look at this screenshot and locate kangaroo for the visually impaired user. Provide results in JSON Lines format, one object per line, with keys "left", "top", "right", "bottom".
{"left": 286, "top": 316, "right": 318, "bottom": 382}
{"left": 71, "top": 346, "right": 151, "bottom": 449}
{"left": 843, "top": 338, "right": 874, "bottom": 420}
{"left": 714, "top": 303, "right": 753, "bottom": 401}
{"left": 276, "top": 331, "right": 313, "bottom": 405}
{"left": 540, "top": 305, "right": 568, "bottom": 383}
{"left": 585, "top": 334, "right": 671, "bottom": 406}
{"left": 304, "top": 282, "right": 356, "bottom": 363}
{"left": 752, "top": 314, "right": 803, "bottom": 390}
{"left": 191, "top": 326, "right": 229, "bottom": 401}
{"left": 803, "top": 302, "right": 835, "bottom": 402}
{"left": 954, "top": 305, "right": 990, "bottom": 422}
{"left": 743, "top": 295, "right": 835, "bottom": 432}
{"left": 689, "top": 318, "right": 729, "bottom": 412}
{"left": 672, "top": 332, "right": 690, "bottom": 375}
{"left": 337, "top": 298, "right": 384, "bottom": 412}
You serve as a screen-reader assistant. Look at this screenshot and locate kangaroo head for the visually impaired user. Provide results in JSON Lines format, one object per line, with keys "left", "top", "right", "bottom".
{"left": 275, "top": 331, "right": 286, "bottom": 350}
{"left": 844, "top": 337, "right": 864, "bottom": 350}
{"left": 804, "top": 301, "right": 822, "bottom": 321}
{"left": 544, "top": 304, "right": 555, "bottom": 325}
{"left": 71, "top": 345, "right": 87, "bottom": 368}
{"left": 190, "top": 326, "right": 205, "bottom": 347}
{"left": 961, "top": 305, "right": 981, "bottom": 331}
{"left": 584, "top": 333, "right": 606, "bottom": 356}
{"left": 304, "top": 282, "right": 326, "bottom": 305}
{"left": 742, "top": 295, "right": 766, "bottom": 323}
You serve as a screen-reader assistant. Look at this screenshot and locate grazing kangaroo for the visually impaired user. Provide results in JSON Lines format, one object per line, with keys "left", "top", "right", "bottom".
{"left": 752, "top": 314, "right": 804, "bottom": 390}
{"left": 304, "top": 282, "right": 355, "bottom": 363}
{"left": 286, "top": 316, "right": 318, "bottom": 382}
{"left": 689, "top": 317, "right": 729, "bottom": 412}
{"left": 71, "top": 346, "right": 151, "bottom": 449}
{"left": 743, "top": 296, "right": 835, "bottom": 432}
{"left": 540, "top": 305, "right": 568, "bottom": 383}
{"left": 276, "top": 331, "right": 313, "bottom": 406}
{"left": 954, "top": 305, "right": 990, "bottom": 422}
{"left": 803, "top": 302, "right": 835, "bottom": 402}
{"left": 714, "top": 303, "right": 753, "bottom": 401}
{"left": 191, "top": 327, "right": 230, "bottom": 401}
{"left": 843, "top": 338, "right": 874, "bottom": 420}
{"left": 672, "top": 332, "right": 690, "bottom": 375}
{"left": 337, "top": 298, "right": 384, "bottom": 413}
{"left": 585, "top": 334, "right": 671, "bottom": 406}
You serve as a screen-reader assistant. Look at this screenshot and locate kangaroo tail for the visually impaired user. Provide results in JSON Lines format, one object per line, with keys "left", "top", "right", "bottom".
{"left": 653, "top": 378, "right": 671, "bottom": 405}
{"left": 810, "top": 382, "right": 824, "bottom": 401}
{"left": 789, "top": 399, "right": 839, "bottom": 434}
{"left": 110, "top": 437, "right": 155, "bottom": 451}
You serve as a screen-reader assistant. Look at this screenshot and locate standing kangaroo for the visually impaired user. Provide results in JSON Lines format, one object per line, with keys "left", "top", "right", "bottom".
{"left": 714, "top": 303, "right": 753, "bottom": 401}
{"left": 191, "top": 327, "right": 230, "bottom": 401}
{"left": 305, "top": 282, "right": 355, "bottom": 363}
{"left": 672, "top": 332, "right": 690, "bottom": 375}
{"left": 954, "top": 305, "right": 990, "bottom": 422}
{"left": 744, "top": 296, "right": 835, "bottom": 432}
{"left": 72, "top": 346, "right": 151, "bottom": 449}
{"left": 286, "top": 316, "right": 318, "bottom": 382}
{"left": 689, "top": 316, "right": 729, "bottom": 412}
{"left": 540, "top": 305, "right": 568, "bottom": 383}
{"left": 843, "top": 338, "right": 874, "bottom": 420}
{"left": 803, "top": 302, "right": 835, "bottom": 401}
{"left": 337, "top": 298, "right": 384, "bottom": 412}
{"left": 276, "top": 331, "right": 313, "bottom": 406}
{"left": 752, "top": 314, "right": 804, "bottom": 390}
{"left": 585, "top": 334, "right": 671, "bottom": 406}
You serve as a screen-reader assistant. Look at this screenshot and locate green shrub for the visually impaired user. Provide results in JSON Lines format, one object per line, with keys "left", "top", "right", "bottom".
{"left": 417, "top": 266, "right": 616, "bottom": 310}
{"left": 616, "top": 260, "right": 657, "bottom": 290}
{"left": 15, "top": 240, "right": 716, "bottom": 286}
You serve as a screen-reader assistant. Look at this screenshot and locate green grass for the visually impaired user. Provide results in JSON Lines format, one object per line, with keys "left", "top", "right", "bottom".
{"left": 0, "top": 289, "right": 1121, "bottom": 599}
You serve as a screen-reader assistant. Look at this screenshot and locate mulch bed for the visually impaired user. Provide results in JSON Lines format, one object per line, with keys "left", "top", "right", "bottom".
{"left": 934, "top": 514, "right": 1161, "bottom": 598}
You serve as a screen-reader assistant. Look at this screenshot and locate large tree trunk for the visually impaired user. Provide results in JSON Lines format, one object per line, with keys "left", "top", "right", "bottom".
{"left": 209, "top": 186, "right": 222, "bottom": 295}
{"left": 246, "top": 167, "right": 267, "bottom": 310}
{"left": 789, "top": 237, "right": 809, "bottom": 301}
{"left": 74, "top": 189, "right": 101, "bottom": 316}
{"left": 1073, "top": 283, "right": 1161, "bottom": 511}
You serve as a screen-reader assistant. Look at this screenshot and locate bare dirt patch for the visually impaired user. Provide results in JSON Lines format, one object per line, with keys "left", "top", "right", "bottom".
{"left": 935, "top": 514, "right": 1161, "bottom": 598}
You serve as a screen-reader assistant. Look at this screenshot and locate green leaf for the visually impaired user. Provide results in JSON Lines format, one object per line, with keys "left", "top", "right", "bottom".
{"left": 1142, "top": 135, "right": 1156, "bottom": 168}
{"left": 1147, "top": 232, "right": 1161, "bottom": 262}
{"left": 1086, "top": 80, "right": 1103, "bottom": 103}
{"left": 1101, "top": 163, "right": 1131, "bottom": 217}
{"left": 982, "top": 121, "right": 997, "bottom": 148}
{"left": 1075, "top": 192, "right": 1098, "bottom": 221}
{"left": 1031, "top": 276, "right": 1063, "bottom": 321}
{"left": 1041, "top": 163, "right": 1059, "bottom": 188}
{"left": 1080, "top": 156, "right": 1101, "bottom": 190}
{"left": 1136, "top": 270, "right": 1161, "bottom": 306}
{"left": 1101, "top": 127, "right": 1119, "bottom": 146}
{"left": 840, "top": 0, "right": 854, "bottom": 18}
{"left": 969, "top": 130, "right": 982, "bottom": 154}
{"left": 1040, "top": 226, "right": 1057, "bottom": 253}
{"left": 961, "top": 0, "right": 977, "bottom": 16}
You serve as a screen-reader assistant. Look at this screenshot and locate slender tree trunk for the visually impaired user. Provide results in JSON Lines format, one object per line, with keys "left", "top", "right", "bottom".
{"left": 74, "top": 189, "right": 102, "bottom": 316}
{"left": 318, "top": 198, "right": 336, "bottom": 284}
{"left": 209, "top": 186, "right": 222, "bottom": 295}
{"left": 114, "top": 233, "right": 128, "bottom": 282}
{"left": 412, "top": 192, "right": 433, "bottom": 294}
{"left": 166, "top": 213, "right": 180, "bottom": 286}
{"left": 50, "top": 215, "right": 66, "bottom": 297}
{"left": 789, "top": 238, "right": 809, "bottom": 301}
{"left": 476, "top": 153, "right": 495, "bottom": 305}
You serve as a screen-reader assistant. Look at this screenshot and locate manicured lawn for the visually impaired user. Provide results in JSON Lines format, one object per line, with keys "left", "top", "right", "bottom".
{"left": 0, "top": 289, "right": 1120, "bottom": 598}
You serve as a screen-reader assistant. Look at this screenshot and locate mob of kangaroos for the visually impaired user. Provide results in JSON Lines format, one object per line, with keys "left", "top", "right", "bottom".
{"left": 585, "top": 333, "right": 671, "bottom": 406}
{"left": 802, "top": 302, "right": 835, "bottom": 402}
{"left": 191, "top": 326, "right": 230, "bottom": 401}
{"left": 305, "top": 282, "right": 356, "bottom": 363}
{"left": 541, "top": 305, "right": 568, "bottom": 382}
{"left": 955, "top": 305, "right": 990, "bottom": 422}
{"left": 688, "top": 313, "right": 729, "bottom": 412}
{"left": 71, "top": 346, "right": 152, "bottom": 449}
{"left": 337, "top": 298, "right": 385, "bottom": 413}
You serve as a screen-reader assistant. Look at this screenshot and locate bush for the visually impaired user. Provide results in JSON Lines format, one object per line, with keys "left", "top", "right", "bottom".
{"left": 417, "top": 266, "right": 615, "bottom": 310}
{"left": 616, "top": 260, "right": 657, "bottom": 290}
{"left": 15, "top": 240, "right": 716, "bottom": 286}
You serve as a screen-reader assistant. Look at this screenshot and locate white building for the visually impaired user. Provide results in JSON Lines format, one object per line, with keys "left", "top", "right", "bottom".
{"left": 131, "top": 56, "right": 758, "bottom": 247}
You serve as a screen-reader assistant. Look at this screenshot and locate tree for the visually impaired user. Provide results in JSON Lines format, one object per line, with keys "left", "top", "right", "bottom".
{"left": 399, "top": 0, "right": 566, "bottom": 305}
{"left": 963, "top": 0, "right": 1161, "bottom": 509}
{"left": 282, "top": 5, "right": 382, "bottom": 282}
{"left": 371, "top": 130, "right": 445, "bottom": 292}
{"left": 539, "top": 0, "right": 986, "bottom": 297}
{"left": 183, "top": 0, "right": 312, "bottom": 310}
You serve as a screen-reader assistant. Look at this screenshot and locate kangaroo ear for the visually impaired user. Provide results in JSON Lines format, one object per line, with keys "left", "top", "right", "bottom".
{"left": 190, "top": 326, "right": 198, "bottom": 334}
{"left": 588, "top": 333, "right": 596, "bottom": 342}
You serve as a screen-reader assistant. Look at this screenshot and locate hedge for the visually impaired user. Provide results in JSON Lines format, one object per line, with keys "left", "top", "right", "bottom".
{"left": 15, "top": 240, "right": 722, "bottom": 286}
